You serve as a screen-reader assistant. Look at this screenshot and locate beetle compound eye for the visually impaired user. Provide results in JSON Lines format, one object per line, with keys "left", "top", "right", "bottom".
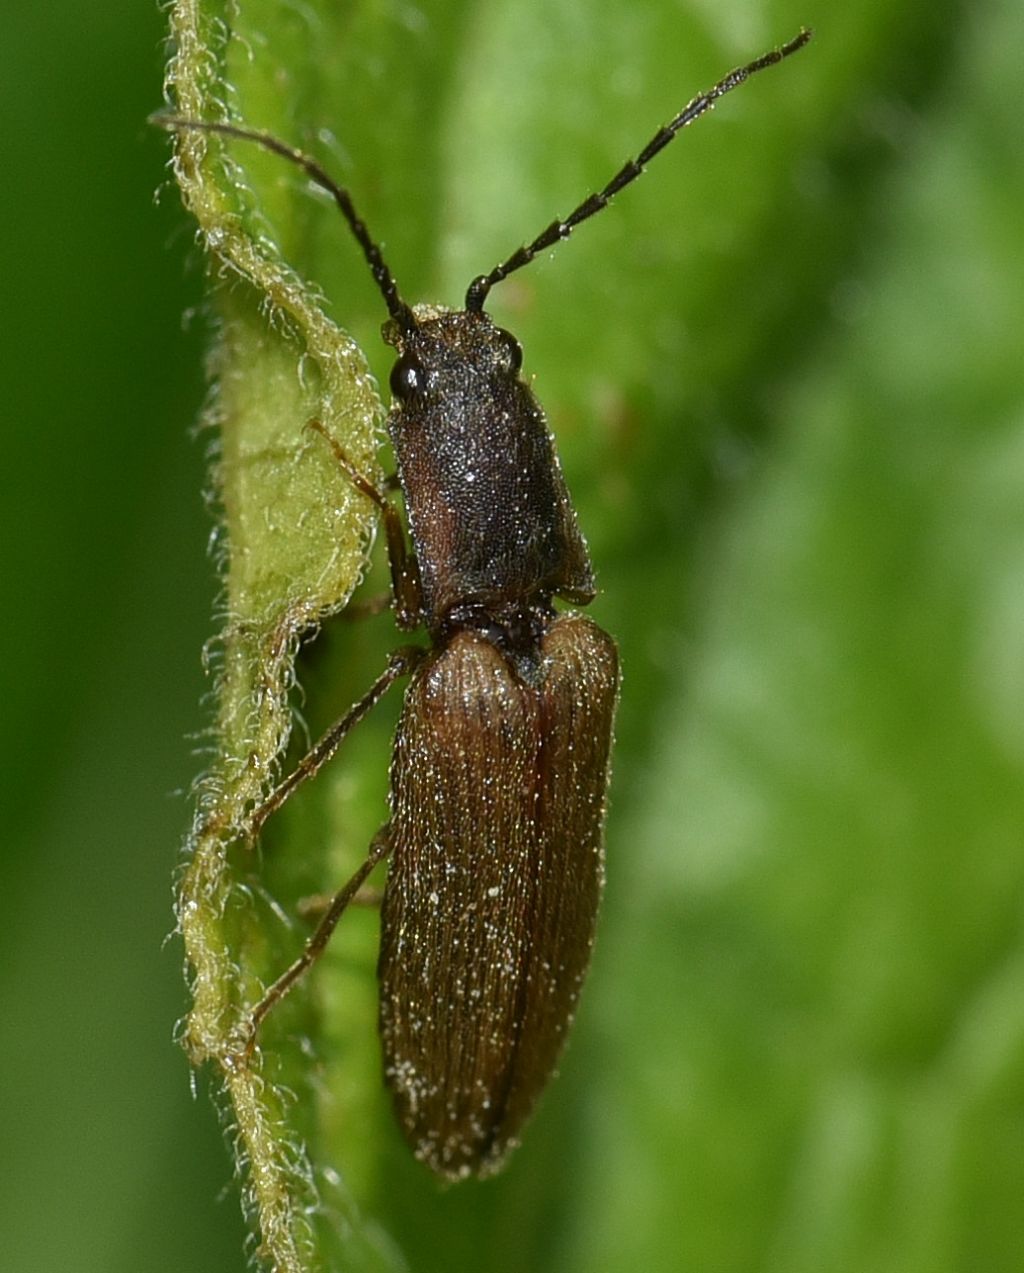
{"left": 495, "top": 329, "right": 523, "bottom": 373}
{"left": 390, "top": 355, "right": 425, "bottom": 401}
{"left": 159, "top": 28, "right": 811, "bottom": 1194}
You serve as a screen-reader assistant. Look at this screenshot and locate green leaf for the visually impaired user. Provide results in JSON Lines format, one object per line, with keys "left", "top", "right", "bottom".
{"left": 159, "top": 0, "right": 1024, "bottom": 1270}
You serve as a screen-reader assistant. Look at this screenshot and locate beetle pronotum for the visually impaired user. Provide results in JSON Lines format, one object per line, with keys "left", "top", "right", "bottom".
{"left": 158, "top": 27, "right": 810, "bottom": 1180}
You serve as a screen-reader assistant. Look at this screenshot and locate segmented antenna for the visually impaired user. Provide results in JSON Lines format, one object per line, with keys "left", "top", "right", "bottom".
{"left": 150, "top": 115, "right": 417, "bottom": 332}
{"left": 464, "top": 28, "right": 812, "bottom": 313}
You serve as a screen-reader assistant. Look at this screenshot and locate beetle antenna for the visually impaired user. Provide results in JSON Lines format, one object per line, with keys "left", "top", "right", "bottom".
{"left": 150, "top": 115, "right": 417, "bottom": 332}
{"left": 464, "top": 27, "right": 811, "bottom": 313}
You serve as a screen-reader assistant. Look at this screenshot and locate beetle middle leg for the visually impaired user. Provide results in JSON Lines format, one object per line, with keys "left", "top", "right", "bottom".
{"left": 239, "top": 645, "right": 424, "bottom": 1048}
{"left": 245, "top": 644, "right": 422, "bottom": 839}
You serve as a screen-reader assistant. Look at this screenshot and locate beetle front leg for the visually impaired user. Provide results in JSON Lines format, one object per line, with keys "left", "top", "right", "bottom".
{"left": 306, "top": 419, "right": 423, "bottom": 628}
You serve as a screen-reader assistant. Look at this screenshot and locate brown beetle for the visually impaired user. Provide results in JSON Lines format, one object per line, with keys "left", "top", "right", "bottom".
{"left": 157, "top": 27, "right": 810, "bottom": 1180}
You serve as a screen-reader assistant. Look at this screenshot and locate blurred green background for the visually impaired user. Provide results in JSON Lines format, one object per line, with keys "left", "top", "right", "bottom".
{"left": 3, "top": 0, "right": 1023, "bottom": 1270}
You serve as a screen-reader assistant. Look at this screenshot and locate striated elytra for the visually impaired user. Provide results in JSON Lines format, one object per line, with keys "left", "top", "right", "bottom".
{"left": 157, "top": 27, "right": 809, "bottom": 1180}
